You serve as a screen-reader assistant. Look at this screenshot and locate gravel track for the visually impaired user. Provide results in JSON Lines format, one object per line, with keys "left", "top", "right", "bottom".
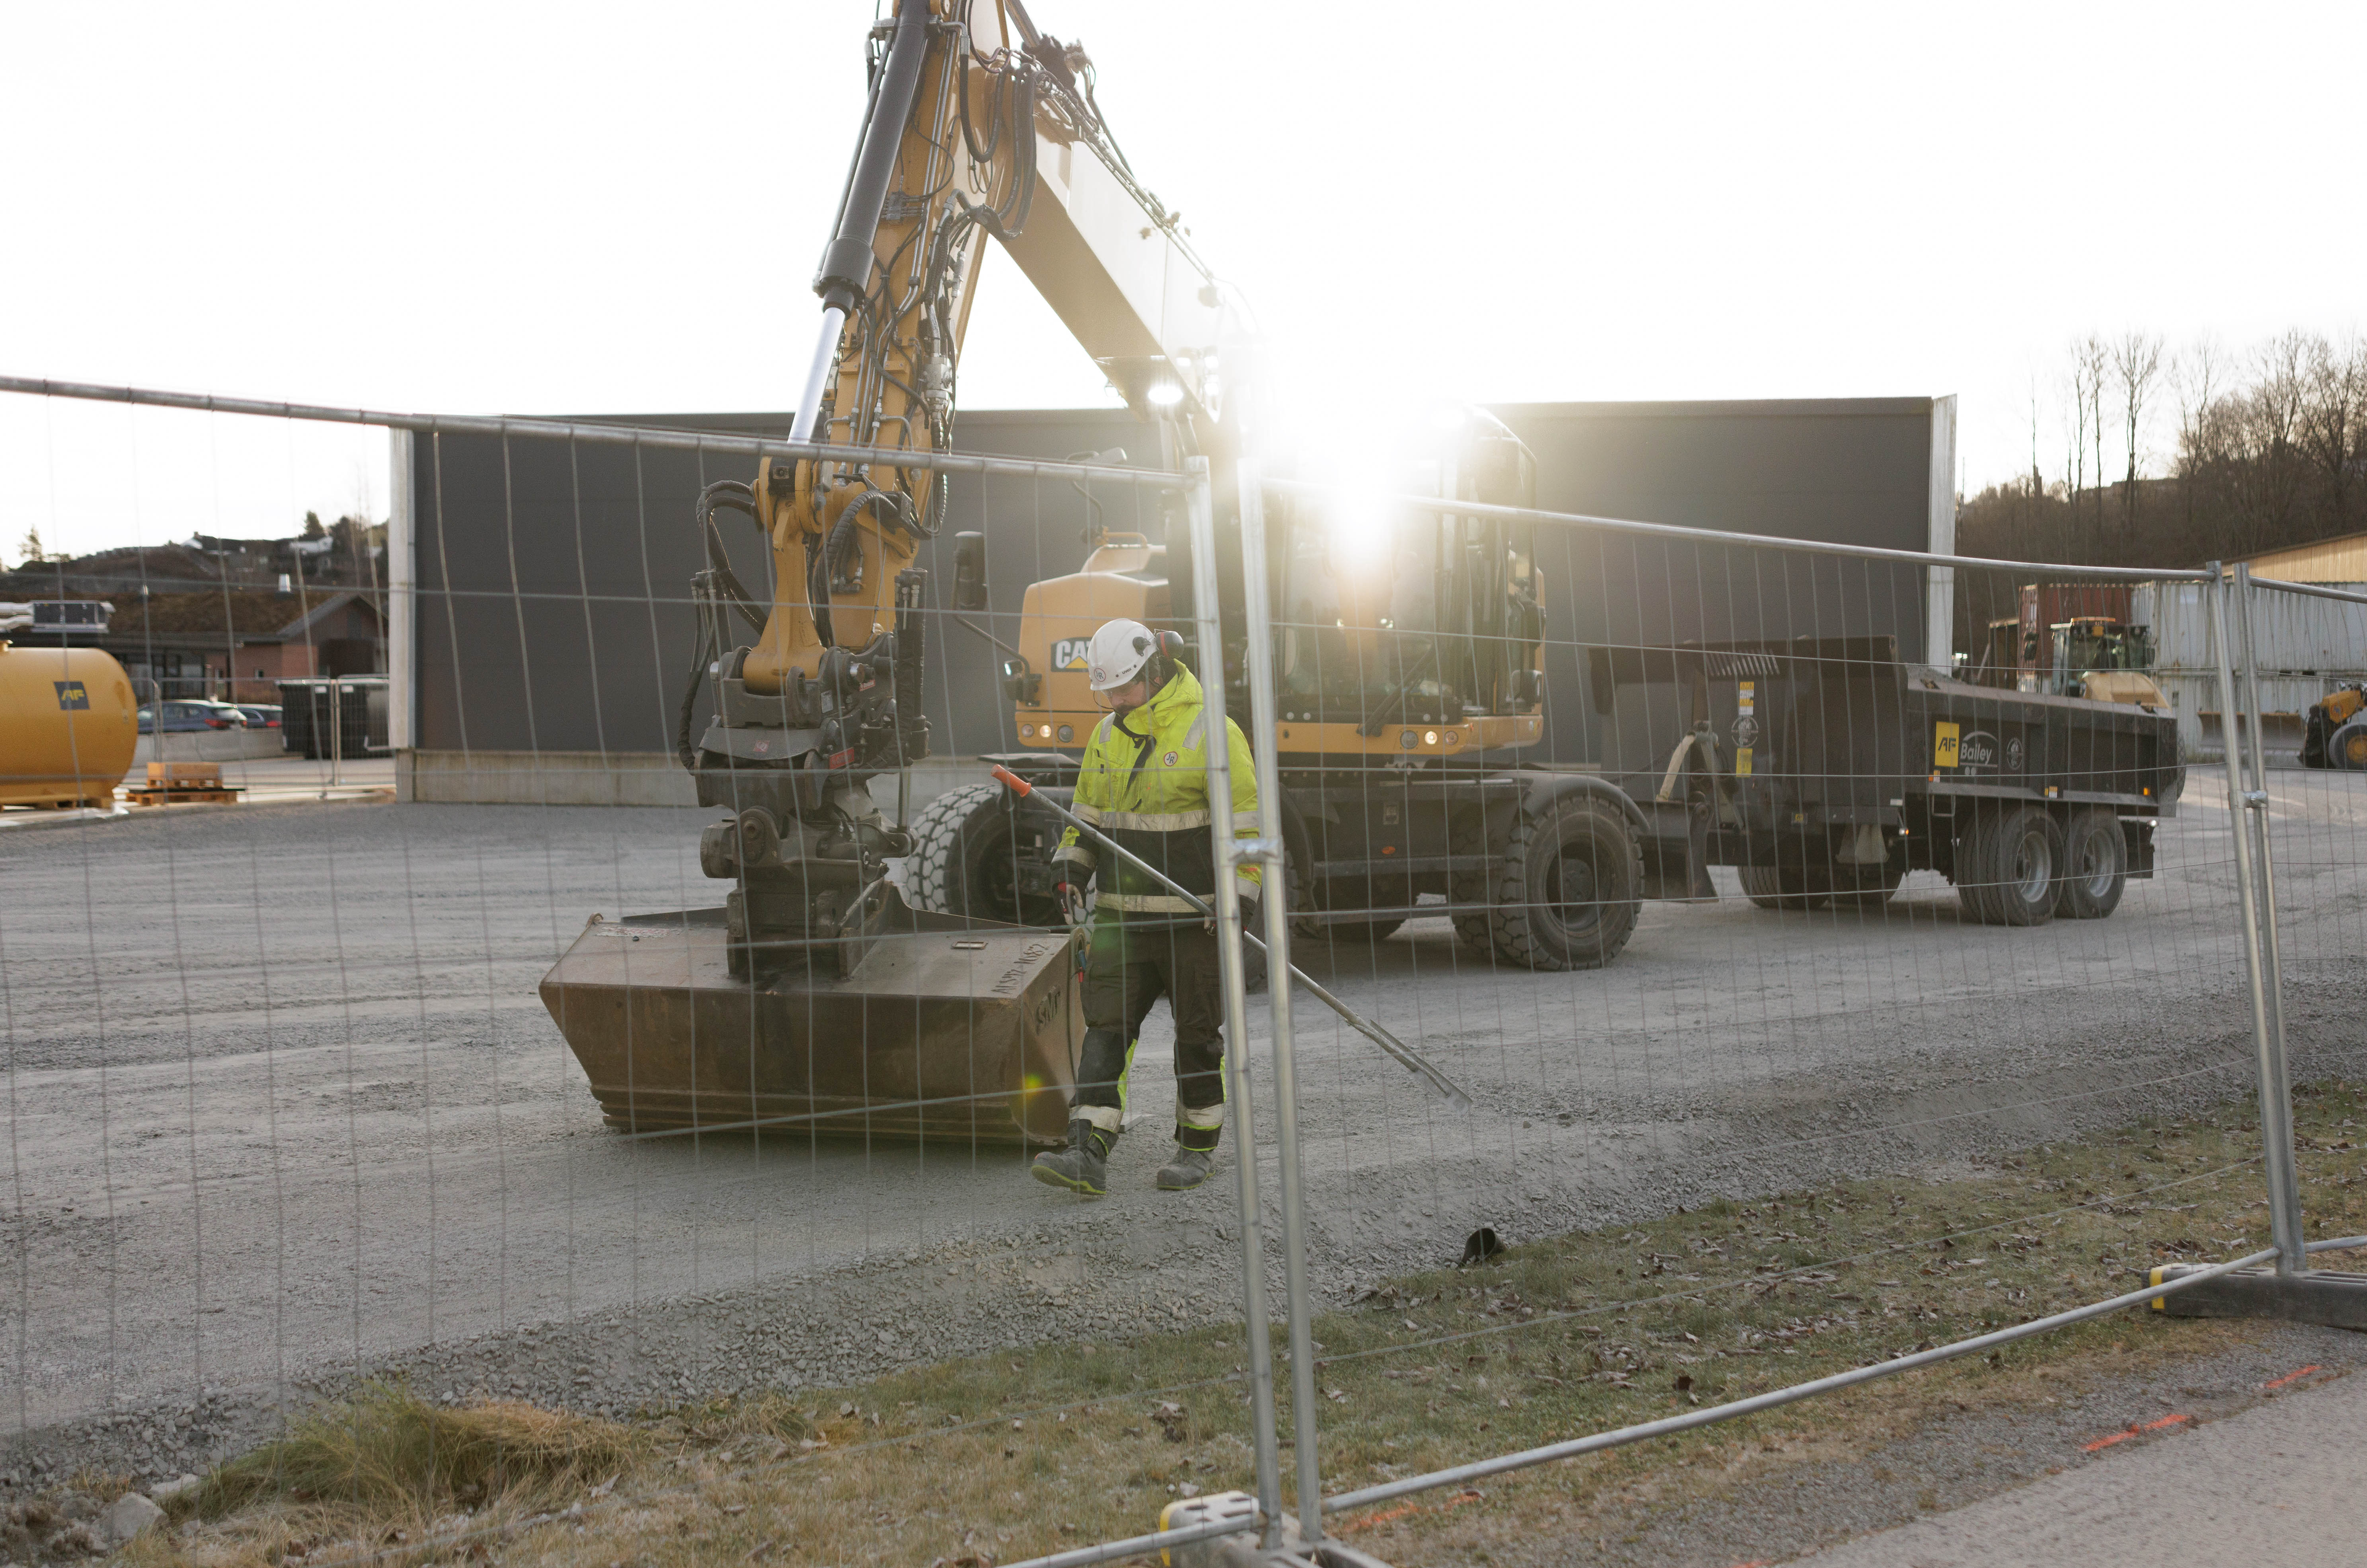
{"left": 3, "top": 766, "right": 2363, "bottom": 1484}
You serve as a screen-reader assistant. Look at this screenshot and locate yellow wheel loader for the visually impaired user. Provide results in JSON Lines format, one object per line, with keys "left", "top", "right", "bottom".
{"left": 2303, "top": 683, "right": 2367, "bottom": 770}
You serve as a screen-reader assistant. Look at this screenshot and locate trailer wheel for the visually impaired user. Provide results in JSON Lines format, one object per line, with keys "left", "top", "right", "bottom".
{"left": 906, "top": 782, "right": 1063, "bottom": 926}
{"left": 2056, "top": 809, "right": 2127, "bottom": 919}
{"left": 1736, "top": 864, "right": 1833, "bottom": 912}
{"left": 1958, "top": 805, "right": 2061, "bottom": 926}
{"left": 1457, "top": 793, "right": 1642, "bottom": 971}
{"left": 2332, "top": 720, "right": 2367, "bottom": 772}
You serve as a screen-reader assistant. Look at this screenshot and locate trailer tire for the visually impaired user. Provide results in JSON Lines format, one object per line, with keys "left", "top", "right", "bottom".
{"left": 906, "top": 782, "right": 1063, "bottom": 926}
{"left": 1736, "top": 863, "right": 1833, "bottom": 912}
{"left": 2332, "top": 720, "right": 2367, "bottom": 772}
{"left": 2056, "top": 809, "right": 2127, "bottom": 919}
{"left": 1958, "top": 805, "right": 2061, "bottom": 927}
{"left": 1456, "top": 793, "right": 1642, "bottom": 971}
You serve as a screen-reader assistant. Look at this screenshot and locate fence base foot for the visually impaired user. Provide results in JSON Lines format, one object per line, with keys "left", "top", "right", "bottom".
{"left": 2150, "top": 1265, "right": 2367, "bottom": 1329}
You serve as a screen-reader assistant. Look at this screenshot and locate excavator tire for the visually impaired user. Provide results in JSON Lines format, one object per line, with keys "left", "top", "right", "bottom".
{"left": 1451, "top": 791, "right": 1641, "bottom": 971}
{"left": 1736, "top": 863, "right": 1832, "bottom": 912}
{"left": 2333, "top": 720, "right": 2367, "bottom": 772}
{"left": 906, "top": 782, "right": 1063, "bottom": 926}
{"left": 1825, "top": 859, "right": 1904, "bottom": 910}
{"left": 1278, "top": 796, "right": 1407, "bottom": 946}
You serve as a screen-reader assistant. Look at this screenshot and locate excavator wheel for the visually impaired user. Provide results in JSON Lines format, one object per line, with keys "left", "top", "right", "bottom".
{"left": 1277, "top": 796, "right": 1405, "bottom": 947}
{"left": 1451, "top": 791, "right": 1642, "bottom": 971}
{"left": 1825, "top": 858, "right": 1904, "bottom": 910}
{"left": 1736, "top": 863, "right": 1833, "bottom": 912}
{"left": 906, "top": 782, "right": 1064, "bottom": 927}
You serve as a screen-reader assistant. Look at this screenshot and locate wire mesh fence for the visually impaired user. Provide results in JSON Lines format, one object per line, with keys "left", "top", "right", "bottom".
{"left": 2, "top": 378, "right": 2364, "bottom": 1566}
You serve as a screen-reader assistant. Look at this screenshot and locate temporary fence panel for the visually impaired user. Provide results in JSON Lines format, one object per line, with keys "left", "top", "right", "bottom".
{"left": 6, "top": 372, "right": 2365, "bottom": 1568}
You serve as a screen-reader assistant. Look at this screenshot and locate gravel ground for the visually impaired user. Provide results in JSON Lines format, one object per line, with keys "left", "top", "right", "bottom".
{"left": 2, "top": 765, "right": 2363, "bottom": 1485}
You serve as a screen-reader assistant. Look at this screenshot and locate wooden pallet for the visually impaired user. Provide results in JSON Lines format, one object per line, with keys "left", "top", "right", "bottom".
{"left": 125, "top": 785, "right": 245, "bottom": 807}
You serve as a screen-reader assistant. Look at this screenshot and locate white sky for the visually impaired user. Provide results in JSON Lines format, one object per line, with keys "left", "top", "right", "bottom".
{"left": 4, "top": 1, "right": 2361, "bottom": 563}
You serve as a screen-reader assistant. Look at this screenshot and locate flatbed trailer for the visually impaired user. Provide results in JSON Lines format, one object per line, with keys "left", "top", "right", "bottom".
{"left": 907, "top": 637, "right": 2181, "bottom": 974}
{"left": 1596, "top": 636, "right": 2183, "bottom": 923}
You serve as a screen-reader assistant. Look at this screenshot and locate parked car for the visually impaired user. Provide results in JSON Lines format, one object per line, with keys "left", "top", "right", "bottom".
{"left": 235, "top": 704, "right": 283, "bottom": 729}
{"left": 136, "top": 701, "right": 250, "bottom": 733}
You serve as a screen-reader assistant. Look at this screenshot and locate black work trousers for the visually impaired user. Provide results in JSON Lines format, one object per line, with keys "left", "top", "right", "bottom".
{"left": 1072, "top": 916, "right": 1227, "bottom": 1150}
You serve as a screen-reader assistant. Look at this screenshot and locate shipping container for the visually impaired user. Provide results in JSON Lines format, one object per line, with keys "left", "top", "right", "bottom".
{"left": 2131, "top": 581, "right": 2367, "bottom": 760}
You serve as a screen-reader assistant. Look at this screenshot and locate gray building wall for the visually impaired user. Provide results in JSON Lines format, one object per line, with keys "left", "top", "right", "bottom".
{"left": 396, "top": 398, "right": 1947, "bottom": 797}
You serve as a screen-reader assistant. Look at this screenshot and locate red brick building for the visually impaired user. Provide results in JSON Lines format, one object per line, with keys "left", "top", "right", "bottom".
{"left": 100, "top": 589, "right": 385, "bottom": 703}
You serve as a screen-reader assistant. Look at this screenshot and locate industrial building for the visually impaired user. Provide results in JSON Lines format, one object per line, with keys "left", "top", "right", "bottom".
{"left": 387, "top": 396, "right": 1960, "bottom": 804}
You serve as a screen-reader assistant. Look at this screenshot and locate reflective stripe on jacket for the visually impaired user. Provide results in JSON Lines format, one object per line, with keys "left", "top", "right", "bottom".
{"left": 1055, "top": 663, "right": 1261, "bottom": 915}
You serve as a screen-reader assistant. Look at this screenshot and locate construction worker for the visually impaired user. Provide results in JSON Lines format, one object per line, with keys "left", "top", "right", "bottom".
{"left": 1031, "top": 617, "right": 1260, "bottom": 1197}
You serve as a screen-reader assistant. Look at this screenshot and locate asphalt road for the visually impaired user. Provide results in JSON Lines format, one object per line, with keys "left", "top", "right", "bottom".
{"left": 3, "top": 766, "right": 2363, "bottom": 1472}
{"left": 1792, "top": 1353, "right": 2367, "bottom": 1567}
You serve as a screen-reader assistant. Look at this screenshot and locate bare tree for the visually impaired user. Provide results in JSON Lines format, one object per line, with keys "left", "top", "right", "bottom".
{"left": 2065, "top": 335, "right": 2111, "bottom": 552}
{"left": 2170, "top": 335, "right": 2226, "bottom": 538}
{"left": 2112, "top": 332, "right": 2163, "bottom": 533}
{"left": 2300, "top": 333, "right": 2365, "bottom": 532}
{"left": 2220, "top": 332, "right": 2313, "bottom": 553}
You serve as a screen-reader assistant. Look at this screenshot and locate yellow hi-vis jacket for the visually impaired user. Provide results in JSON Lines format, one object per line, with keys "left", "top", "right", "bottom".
{"left": 1053, "top": 663, "right": 1262, "bottom": 917}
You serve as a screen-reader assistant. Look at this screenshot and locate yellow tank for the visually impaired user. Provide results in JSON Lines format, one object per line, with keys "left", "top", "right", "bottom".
{"left": 0, "top": 640, "right": 139, "bottom": 808}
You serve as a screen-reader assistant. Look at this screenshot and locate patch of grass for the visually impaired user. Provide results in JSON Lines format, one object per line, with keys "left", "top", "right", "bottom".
{"left": 149, "top": 1082, "right": 2367, "bottom": 1568}
{"left": 202, "top": 1384, "right": 645, "bottom": 1517}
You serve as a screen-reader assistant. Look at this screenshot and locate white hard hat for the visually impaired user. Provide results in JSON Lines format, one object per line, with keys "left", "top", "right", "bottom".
{"left": 1086, "top": 618, "right": 1158, "bottom": 692}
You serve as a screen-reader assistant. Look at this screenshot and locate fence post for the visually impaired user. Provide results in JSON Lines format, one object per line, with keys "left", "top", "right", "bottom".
{"left": 1182, "top": 456, "right": 1286, "bottom": 1540}
{"left": 2229, "top": 565, "right": 2307, "bottom": 1273}
{"left": 1233, "top": 436, "right": 1325, "bottom": 1543}
{"left": 2204, "top": 565, "right": 2307, "bottom": 1275}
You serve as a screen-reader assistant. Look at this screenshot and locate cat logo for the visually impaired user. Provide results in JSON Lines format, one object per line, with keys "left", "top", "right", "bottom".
{"left": 1934, "top": 721, "right": 1960, "bottom": 768}
{"left": 54, "top": 680, "right": 91, "bottom": 711}
{"left": 1051, "top": 637, "right": 1090, "bottom": 671}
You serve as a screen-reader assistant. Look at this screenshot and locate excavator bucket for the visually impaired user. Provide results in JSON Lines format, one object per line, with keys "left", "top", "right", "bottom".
{"left": 539, "top": 899, "right": 1082, "bottom": 1145}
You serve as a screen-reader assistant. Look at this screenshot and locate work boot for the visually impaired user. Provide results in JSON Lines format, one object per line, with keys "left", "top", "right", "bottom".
{"left": 1155, "top": 1143, "right": 1217, "bottom": 1191}
{"left": 1032, "top": 1119, "right": 1113, "bottom": 1197}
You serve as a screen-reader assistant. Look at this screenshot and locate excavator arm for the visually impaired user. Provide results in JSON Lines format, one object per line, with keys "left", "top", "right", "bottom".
{"left": 729, "top": 0, "right": 1224, "bottom": 717}
{"left": 680, "top": 0, "right": 1230, "bottom": 973}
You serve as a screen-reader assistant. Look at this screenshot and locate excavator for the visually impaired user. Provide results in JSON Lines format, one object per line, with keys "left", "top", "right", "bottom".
{"left": 539, "top": 0, "right": 1646, "bottom": 1145}
{"left": 539, "top": 0, "right": 1238, "bottom": 1145}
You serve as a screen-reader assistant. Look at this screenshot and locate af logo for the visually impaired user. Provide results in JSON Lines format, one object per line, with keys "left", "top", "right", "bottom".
{"left": 1051, "top": 637, "right": 1090, "bottom": 671}
{"left": 54, "top": 681, "right": 90, "bottom": 711}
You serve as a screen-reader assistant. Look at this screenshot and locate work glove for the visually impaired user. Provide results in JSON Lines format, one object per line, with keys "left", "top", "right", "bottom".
{"left": 1055, "top": 881, "right": 1090, "bottom": 928}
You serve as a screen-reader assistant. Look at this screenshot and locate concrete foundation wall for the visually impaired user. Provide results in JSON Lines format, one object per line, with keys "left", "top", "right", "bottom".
{"left": 135, "top": 730, "right": 288, "bottom": 764}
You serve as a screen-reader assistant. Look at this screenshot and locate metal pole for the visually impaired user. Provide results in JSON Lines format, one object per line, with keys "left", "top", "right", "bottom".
{"left": 329, "top": 680, "right": 344, "bottom": 790}
{"left": 2203, "top": 568, "right": 2305, "bottom": 1275}
{"left": 1182, "top": 457, "right": 1285, "bottom": 1542}
{"left": 2231, "top": 565, "right": 2306, "bottom": 1273}
{"left": 1233, "top": 437, "right": 1325, "bottom": 1541}
{"left": 991, "top": 768, "right": 1466, "bottom": 1103}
